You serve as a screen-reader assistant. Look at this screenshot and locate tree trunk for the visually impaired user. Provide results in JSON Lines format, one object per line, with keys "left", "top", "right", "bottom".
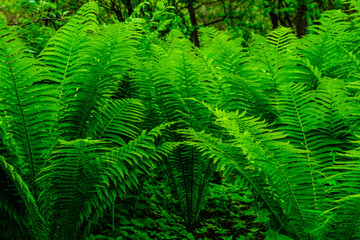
{"left": 122, "top": 0, "right": 134, "bottom": 16}
{"left": 187, "top": 1, "right": 200, "bottom": 48}
{"left": 295, "top": 2, "right": 307, "bottom": 37}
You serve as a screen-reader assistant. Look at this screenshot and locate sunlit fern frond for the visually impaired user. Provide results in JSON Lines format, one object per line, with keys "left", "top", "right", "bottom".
{"left": 207, "top": 106, "right": 321, "bottom": 239}
{"left": 266, "top": 26, "right": 298, "bottom": 55}
{"left": 38, "top": 1, "right": 99, "bottom": 95}
{"left": 178, "top": 104, "right": 320, "bottom": 240}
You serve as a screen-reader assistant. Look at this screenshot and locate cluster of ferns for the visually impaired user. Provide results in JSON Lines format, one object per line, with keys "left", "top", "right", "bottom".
{"left": 1, "top": 1, "right": 360, "bottom": 239}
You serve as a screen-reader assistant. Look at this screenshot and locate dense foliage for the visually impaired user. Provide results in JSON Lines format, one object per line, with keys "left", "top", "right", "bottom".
{"left": 1, "top": 0, "right": 346, "bottom": 52}
{"left": 2, "top": 0, "right": 360, "bottom": 240}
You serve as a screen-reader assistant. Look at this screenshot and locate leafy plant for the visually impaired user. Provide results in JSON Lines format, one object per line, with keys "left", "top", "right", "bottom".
{"left": 180, "top": 4, "right": 360, "bottom": 238}
{"left": 0, "top": 2, "right": 176, "bottom": 239}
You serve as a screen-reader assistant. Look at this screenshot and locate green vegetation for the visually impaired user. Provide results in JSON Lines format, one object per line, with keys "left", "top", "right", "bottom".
{"left": 2, "top": 0, "right": 360, "bottom": 239}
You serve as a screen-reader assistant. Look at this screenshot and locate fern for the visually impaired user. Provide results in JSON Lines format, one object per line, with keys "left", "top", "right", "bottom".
{"left": 180, "top": 106, "right": 319, "bottom": 239}
{"left": 179, "top": 13, "right": 360, "bottom": 238}
{"left": 0, "top": 3, "right": 177, "bottom": 239}
{"left": 132, "top": 32, "right": 220, "bottom": 230}
{"left": 0, "top": 21, "right": 58, "bottom": 188}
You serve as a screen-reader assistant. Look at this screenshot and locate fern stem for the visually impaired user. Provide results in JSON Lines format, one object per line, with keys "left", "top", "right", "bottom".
{"left": 4, "top": 54, "right": 37, "bottom": 199}
{"left": 184, "top": 52, "right": 195, "bottom": 231}
{"left": 289, "top": 87, "right": 318, "bottom": 209}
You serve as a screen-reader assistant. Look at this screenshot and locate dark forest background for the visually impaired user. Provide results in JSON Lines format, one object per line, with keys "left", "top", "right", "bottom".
{"left": 1, "top": 0, "right": 345, "bottom": 50}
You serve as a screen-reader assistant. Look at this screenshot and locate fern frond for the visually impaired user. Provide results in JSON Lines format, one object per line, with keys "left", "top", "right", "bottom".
{"left": 0, "top": 22, "right": 58, "bottom": 184}
{"left": 198, "top": 28, "right": 273, "bottom": 117}
{"left": 87, "top": 99, "right": 145, "bottom": 145}
{"left": 295, "top": 10, "right": 351, "bottom": 88}
{"left": 0, "top": 156, "right": 48, "bottom": 239}
{"left": 132, "top": 44, "right": 182, "bottom": 128}
{"left": 178, "top": 128, "right": 288, "bottom": 232}
{"left": 38, "top": 2, "right": 99, "bottom": 94}
{"left": 266, "top": 26, "right": 297, "bottom": 55}
{"left": 249, "top": 27, "right": 322, "bottom": 91}
{"left": 55, "top": 23, "right": 141, "bottom": 141}
{"left": 132, "top": 33, "right": 220, "bottom": 230}
{"left": 274, "top": 82, "right": 349, "bottom": 176}
{"left": 247, "top": 34, "right": 280, "bottom": 90}
{"left": 271, "top": 81, "right": 360, "bottom": 238}
{"left": 37, "top": 138, "right": 112, "bottom": 240}
{"left": 82, "top": 123, "right": 178, "bottom": 235}
{"left": 199, "top": 103, "right": 326, "bottom": 239}
{"left": 312, "top": 78, "right": 350, "bottom": 139}
{"left": 319, "top": 137, "right": 360, "bottom": 239}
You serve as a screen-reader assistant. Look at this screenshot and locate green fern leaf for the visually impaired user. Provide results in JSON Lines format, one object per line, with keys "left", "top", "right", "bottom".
{"left": 0, "top": 22, "right": 58, "bottom": 185}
